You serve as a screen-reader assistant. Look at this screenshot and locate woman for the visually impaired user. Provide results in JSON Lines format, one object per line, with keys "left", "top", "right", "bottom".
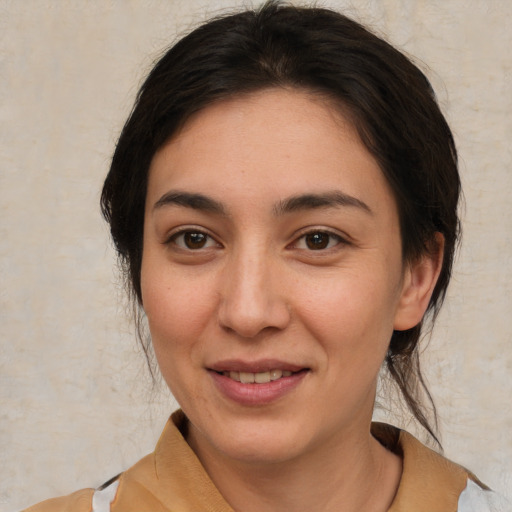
{"left": 23, "top": 2, "right": 508, "bottom": 511}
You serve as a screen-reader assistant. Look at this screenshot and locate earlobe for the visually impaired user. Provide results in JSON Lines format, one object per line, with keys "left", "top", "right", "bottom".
{"left": 393, "top": 233, "right": 444, "bottom": 331}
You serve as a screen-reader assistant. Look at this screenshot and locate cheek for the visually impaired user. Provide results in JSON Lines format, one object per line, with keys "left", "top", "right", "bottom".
{"left": 295, "top": 265, "right": 400, "bottom": 355}
{"left": 141, "top": 268, "right": 217, "bottom": 404}
{"left": 140, "top": 263, "right": 217, "bottom": 357}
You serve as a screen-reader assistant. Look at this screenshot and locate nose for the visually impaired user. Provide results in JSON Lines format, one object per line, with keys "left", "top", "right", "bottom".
{"left": 217, "top": 248, "right": 291, "bottom": 339}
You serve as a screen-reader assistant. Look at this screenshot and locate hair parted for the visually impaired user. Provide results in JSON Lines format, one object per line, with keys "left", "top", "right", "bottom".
{"left": 101, "top": 0, "right": 461, "bottom": 444}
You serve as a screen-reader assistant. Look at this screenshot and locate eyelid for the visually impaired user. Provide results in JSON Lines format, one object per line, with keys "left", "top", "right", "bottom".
{"left": 164, "top": 226, "right": 222, "bottom": 249}
{"left": 289, "top": 227, "right": 350, "bottom": 250}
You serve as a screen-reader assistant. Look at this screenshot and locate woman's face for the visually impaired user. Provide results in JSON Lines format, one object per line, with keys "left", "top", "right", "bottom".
{"left": 141, "top": 89, "right": 426, "bottom": 465}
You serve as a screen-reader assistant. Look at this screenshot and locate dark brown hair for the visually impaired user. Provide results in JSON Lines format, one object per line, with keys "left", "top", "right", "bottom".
{"left": 101, "top": 1, "right": 460, "bottom": 444}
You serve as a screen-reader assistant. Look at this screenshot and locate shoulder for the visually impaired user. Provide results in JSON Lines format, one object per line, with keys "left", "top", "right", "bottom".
{"left": 21, "top": 488, "right": 95, "bottom": 512}
{"left": 20, "top": 410, "right": 231, "bottom": 512}
{"left": 372, "top": 423, "right": 510, "bottom": 512}
{"left": 21, "top": 480, "right": 121, "bottom": 512}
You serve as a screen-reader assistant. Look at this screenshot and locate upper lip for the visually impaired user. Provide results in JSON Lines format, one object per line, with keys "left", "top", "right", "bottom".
{"left": 208, "top": 359, "right": 307, "bottom": 373}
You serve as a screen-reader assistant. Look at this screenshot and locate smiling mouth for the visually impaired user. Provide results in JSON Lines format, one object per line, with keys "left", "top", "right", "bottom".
{"left": 209, "top": 365, "right": 309, "bottom": 405}
{"left": 221, "top": 369, "right": 294, "bottom": 384}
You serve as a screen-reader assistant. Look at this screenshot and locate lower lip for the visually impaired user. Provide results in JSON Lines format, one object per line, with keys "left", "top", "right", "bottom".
{"left": 209, "top": 370, "right": 308, "bottom": 406}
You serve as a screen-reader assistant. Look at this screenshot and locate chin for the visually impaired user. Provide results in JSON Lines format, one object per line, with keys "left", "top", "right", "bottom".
{"left": 191, "top": 410, "right": 312, "bottom": 465}
{"left": 222, "top": 432, "right": 307, "bottom": 465}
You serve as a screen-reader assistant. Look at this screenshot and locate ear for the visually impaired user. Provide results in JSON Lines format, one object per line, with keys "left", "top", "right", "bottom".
{"left": 393, "top": 233, "right": 444, "bottom": 331}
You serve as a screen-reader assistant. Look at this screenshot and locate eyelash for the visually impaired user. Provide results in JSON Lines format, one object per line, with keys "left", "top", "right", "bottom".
{"left": 165, "top": 228, "right": 347, "bottom": 252}
{"left": 292, "top": 229, "right": 347, "bottom": 251}
{"left": 166, "top": 228, "right": 220, "bottom": 250}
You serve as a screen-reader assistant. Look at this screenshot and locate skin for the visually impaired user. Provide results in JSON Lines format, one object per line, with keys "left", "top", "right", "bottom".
{"left": 141, "top": 88, "right": 442, "bottom": 512}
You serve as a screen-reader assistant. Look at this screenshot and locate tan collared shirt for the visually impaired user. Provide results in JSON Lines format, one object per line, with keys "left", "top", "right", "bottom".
{"left": 24, "top": 410, "right": 508, "bottom": 512}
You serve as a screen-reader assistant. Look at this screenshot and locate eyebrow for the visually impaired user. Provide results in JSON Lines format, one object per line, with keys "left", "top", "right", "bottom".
{"left": 153, "top": 190, "right": 372, "bottom": 216}
{"left": 153, "top": 191, "right": 227, "bottom": 215}
{"left": 273, "top": 191, "right": 372, "bottom": 216}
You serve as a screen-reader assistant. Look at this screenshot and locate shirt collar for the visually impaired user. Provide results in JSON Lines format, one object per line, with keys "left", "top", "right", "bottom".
{"left": 145, "top": 412, "right": 470, "bottom": 512}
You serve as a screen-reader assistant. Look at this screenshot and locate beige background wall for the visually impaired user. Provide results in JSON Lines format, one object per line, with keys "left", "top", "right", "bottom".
{"left": 1, "top": 1, "right": 511, "bottom": 510}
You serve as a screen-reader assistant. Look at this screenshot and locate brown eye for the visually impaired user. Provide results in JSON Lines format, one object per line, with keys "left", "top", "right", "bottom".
{"left": 305, "top": 232, "right": 330, "bottom": 250}
{"left": 171, "top": 230, "right": 217, "bottom": 250}
{"left": 184, "top": 232, "right": 207, "bottom": 249}
{"left": 294, "top": 230, "right": 344, "bottom": 251}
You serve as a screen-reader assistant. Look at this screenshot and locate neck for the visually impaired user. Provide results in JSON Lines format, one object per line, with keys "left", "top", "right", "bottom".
{"left": 187, "top": 421, "right": 402, "bottom": 512}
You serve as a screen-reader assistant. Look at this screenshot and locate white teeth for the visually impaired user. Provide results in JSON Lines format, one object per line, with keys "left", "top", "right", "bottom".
{"left": 270, "top": 369, "right": 283, "bottom": 381}
{"left": 239, "top": 372, "right": 255, "bottom": 383}
{"left": 255, "top": 371, "right": 271, "bottom": 384}
{"left": 223, "top": 369, "right": 294, "bottom": 384}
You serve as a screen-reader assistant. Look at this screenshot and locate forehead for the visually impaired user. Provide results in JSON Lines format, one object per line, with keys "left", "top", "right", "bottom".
{"left": 146, "top": 88, "right": 395, "bottom": 217}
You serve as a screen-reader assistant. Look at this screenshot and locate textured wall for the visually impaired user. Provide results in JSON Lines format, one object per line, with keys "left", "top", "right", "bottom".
{"left": 1, "top": 1, "right": 511, "bottom": 510}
